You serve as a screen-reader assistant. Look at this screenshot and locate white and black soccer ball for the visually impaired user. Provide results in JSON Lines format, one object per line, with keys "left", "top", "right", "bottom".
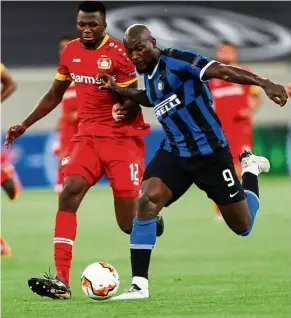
{"left": 81, "top": 261, "right": 119, "bottom": 300}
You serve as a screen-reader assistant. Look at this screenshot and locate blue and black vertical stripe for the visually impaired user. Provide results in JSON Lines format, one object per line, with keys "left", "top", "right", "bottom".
{"left": 145, "top": 49, "right": 227, "bottom": 157}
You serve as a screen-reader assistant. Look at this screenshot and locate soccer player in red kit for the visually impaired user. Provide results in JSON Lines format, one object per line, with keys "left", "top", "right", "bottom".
{"left": 5, "top": 1, "right": 163, "bottom": 299}
{"left": 209, "top": 41, "right": 262, "bottom": 219}
{"left": 1, "top": 62, "right": 20, "bottom": 256}
{"left": 52, "top": 36, "right": 79, "bottom": 195}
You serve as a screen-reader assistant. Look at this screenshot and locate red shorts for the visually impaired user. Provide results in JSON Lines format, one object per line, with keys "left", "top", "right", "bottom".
{"left": 1, "top": 153, "right": 14, "bottom": 184}
{"left": 51, "top": 139, "right": 72, "bottom": 160}
{"left": 61, "top": 136, "right": 145, "bottom": 197}
{"left": 1, "top": 167, "right": 10, "bottom": 184}
{"left": 227, "top": 126, "right": 252, "bottom": 165}
{"left": 1, "top": 163, "right": 15, "bottom": 184}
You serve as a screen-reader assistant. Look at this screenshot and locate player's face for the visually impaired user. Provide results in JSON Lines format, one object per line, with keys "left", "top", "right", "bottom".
{"left": 216, "top": 44, "right": 237, "bottom": 65}
{"left": 125, "top": 39, "right": 156, "bottom": 74}
{"left": 59, "top": 39, "right": 71, "bottom": 55}
{"left": 77, "top": 11, "right": 106, "bottom": 45}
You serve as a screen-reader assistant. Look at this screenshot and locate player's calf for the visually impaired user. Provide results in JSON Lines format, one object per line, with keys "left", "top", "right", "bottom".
{"left": 238, "top": 151, "right": 269, "bottom": 236}
{"left": 53, "top": 175, "right": 90, "bottom": 287}
{"left": 219, "top": 151, "right": 270, "bottom": 237}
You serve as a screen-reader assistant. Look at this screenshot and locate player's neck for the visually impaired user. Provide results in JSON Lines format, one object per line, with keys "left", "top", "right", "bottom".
{"left": 81, "top": 35, "right": 106, "bottom": 50}
{"left": 146, "top": 49, "right": 161, "bottom": 75}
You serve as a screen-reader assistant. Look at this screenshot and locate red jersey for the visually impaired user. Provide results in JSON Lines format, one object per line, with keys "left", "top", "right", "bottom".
{"left": 58, "top": 82, "right": 78, "bottom": 147}
{"left": 209, "top": 67, "right": 260, "bottom": 134}
{"left": 56, "top": 35, "right": 150, "bottom": 137}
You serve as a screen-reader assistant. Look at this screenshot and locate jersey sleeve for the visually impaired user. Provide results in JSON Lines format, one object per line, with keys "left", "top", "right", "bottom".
{"left": 55, "top": 48, "right": 72, "bottom": 81}
{"left": 167, "top": 49, "right": 215, "bottom": 82}
{"left": 1, "top": 63, "right": 5, "bottom": 72}
{"left": 114, "top": 50, "right": 137, "bottom": 87}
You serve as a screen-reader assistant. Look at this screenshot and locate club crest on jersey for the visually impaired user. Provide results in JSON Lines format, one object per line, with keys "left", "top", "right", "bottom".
{"left": 97, "top": 57, "right": 112, "bottom": 70}
{"left": 157, "top": 80, "right": 164, "bottom": 91}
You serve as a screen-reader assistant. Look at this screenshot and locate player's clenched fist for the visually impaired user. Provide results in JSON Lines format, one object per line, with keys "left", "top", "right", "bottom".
{"left": 5, "top": 123, "right": 27, "bottom": 148}
{"left": 97, "top": 73, "right": 117, "bottom": 91}
{"left": 262, "top": 80, "right": 288, "bottom": 107}
{"left": 286, "top": 83, "right": 291, "bottom": 97}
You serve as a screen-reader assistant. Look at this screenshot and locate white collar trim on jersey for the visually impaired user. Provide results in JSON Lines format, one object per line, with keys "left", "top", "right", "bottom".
{"left": 147, "top": 58, "right": 161, "bottom": 79}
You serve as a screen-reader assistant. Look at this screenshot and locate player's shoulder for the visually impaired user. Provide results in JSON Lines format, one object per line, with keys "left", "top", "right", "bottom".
{"left": 60, "top": 39, "right": 80, "bottom": 57}
{"left": 161, "top": 48, "right": 202, "bottom": 63}
{"left": 64, "top": 38, "right": 80, "bottom": 51}
{"left": 59, "top": 39, "right": 80, "bottom": 64}
{"left": 106, "top": 35, "right": 124, "bottom": 46}
{"left": 105, "top": 36, "right": 127, "bottom": 54}
{"left": 104, "top": 36, "right": 132, "bottom": 66}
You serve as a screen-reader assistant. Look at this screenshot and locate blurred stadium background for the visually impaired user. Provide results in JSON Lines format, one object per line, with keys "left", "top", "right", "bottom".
{"left": 1, "top": 2, "right": 290, "bottom": 317}
{"left": 1, "top": 1, "right": 291, "bottom": 188}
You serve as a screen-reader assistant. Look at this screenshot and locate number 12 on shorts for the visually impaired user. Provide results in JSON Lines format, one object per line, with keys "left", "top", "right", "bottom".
{"left": 129, "top": 163, "right": 139, "bottom": 185}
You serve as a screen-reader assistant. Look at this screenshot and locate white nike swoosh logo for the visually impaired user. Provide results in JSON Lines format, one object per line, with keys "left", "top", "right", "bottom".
{"left": 230, "top": 190, "right": 240, "bottom": 198}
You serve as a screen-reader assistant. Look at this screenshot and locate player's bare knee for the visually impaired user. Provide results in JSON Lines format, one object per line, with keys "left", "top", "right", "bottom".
{"left": 232, "top": 214, "right": 251, "bottom": 236}
{"left": 2, "top": 179, "right": 17, "bottom": 200}
{"left": 220, "top": 203, "right": 252, "bottom": 236}
{"left": 138, "top": 189, "right": 161, "bottom": 220}
{"left": 59, "top": 176, "right": 89, "bottom": 212}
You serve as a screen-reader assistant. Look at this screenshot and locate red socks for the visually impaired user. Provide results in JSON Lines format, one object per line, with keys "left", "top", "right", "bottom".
{"left": 54, "top": 210, "right": 77, "bottom": 286}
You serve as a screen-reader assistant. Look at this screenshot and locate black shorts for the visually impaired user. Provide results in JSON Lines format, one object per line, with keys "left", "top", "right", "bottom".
{"left": 143, "top": 146, "right": 245, "bottom": 207}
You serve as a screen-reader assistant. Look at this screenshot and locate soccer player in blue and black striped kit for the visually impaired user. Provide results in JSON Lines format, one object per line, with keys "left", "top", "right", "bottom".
{"left": 99, "top": 24, "right": 288, "bottom": 300}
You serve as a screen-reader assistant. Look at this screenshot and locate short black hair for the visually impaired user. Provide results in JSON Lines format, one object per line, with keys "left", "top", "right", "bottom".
{"left": 219, "top": 40, "right": 237, "bottom": 49}
{"left": 78, "top": 1, "right": 106, "bottom": 16}
{"left": 59, "top": 35, "right": 75, "bottom": 43}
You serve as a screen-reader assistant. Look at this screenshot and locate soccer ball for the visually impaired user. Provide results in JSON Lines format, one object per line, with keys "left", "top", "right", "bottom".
{"left": 81, "top": 261, "right": 119, "bottom": 300}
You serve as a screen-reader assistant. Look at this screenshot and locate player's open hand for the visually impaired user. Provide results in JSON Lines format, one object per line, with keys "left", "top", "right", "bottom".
{"left": 97, "top": 73, "right": 117, "bottom": 92}
{"left": 5, "top": 124, "right": 27, "bottom": 148}
{"left": 262, "top": 80, "right": 288, "bottom": 106}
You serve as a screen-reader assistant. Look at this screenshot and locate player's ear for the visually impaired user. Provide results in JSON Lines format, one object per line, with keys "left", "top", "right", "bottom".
{"left": 103, "top": 21, "right": 107, "bottom": 29}
{"left": 150, "top": 36, "right": 157, "bottom": 48}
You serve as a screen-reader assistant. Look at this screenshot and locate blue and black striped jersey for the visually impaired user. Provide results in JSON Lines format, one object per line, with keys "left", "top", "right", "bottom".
{"left": 144, "top": 48, "right": 228, "bottom": 157}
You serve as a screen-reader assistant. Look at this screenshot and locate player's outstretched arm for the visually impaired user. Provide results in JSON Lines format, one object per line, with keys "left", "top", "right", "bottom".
{"left": 98, "top": 74, "right": 152, "bottom": 107}
{"left": 204, "top": 62, "right": 288, "bottom": 107}
{"left": 5, "top": 79, "right": 70, "bottom": 148}
{"left": 1, "top": 67, "right": 17, "bottom": 102}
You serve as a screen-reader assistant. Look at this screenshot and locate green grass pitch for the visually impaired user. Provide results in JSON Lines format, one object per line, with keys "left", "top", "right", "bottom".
{"left": 1, "top": 176, "right": 290, "bottom": 318}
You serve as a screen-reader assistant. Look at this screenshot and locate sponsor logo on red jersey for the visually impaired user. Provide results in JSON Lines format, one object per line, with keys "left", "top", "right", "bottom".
{"left": 70, "top": 72, "right": 116, "bottom": 85}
